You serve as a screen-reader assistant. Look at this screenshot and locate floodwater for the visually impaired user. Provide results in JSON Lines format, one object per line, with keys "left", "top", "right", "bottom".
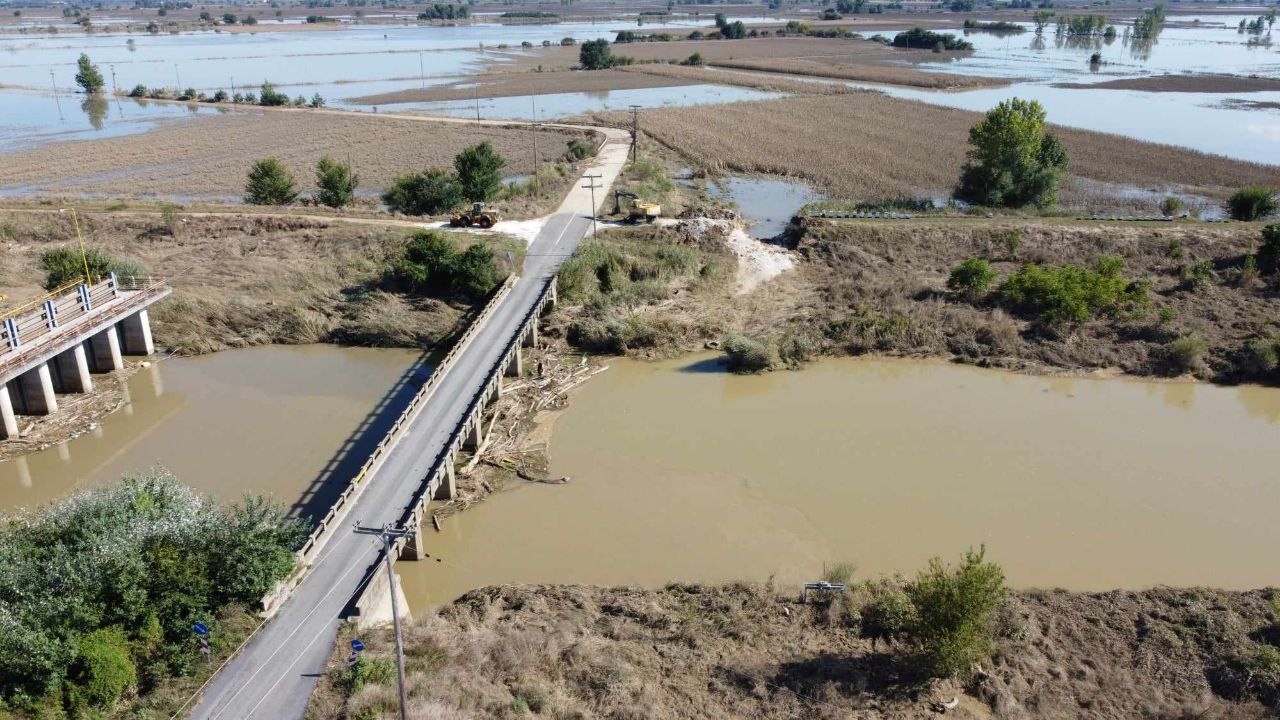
{"left": 397, "top": 83, "right": 782, "bottom": 120}
{"left": 0, "top": 345, "right": 424, "bottom": 515}
{"left": 399, "top": 354, "right": 1280, "bottom": 609}
{"left": 703, "top": 175, "right": 825, "bottom": 238}
{"left": 871, "top": 14, "right": 1280, "bottom": 163}
{"left": 0, "top": 88, "right": 228, "bottom": 152}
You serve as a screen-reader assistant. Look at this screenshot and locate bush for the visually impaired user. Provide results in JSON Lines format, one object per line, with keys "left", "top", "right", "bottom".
{"left": 1163, "top": 335, "right": 1207, "bottom": 375}
{"left": 393, "top": 231, "right": 502, "bottom": 300}
{"left": 244, "top": 157, "right": 298, "bottom": 205}
{"left": 723, "top": 334, "right": 775, "bottom": 372}
{"left": 128, "top": 83, "right": 147, "bottom": 98}
{"left": 998, "top": 256, "right": 1143, "bottom": 324}
{"left": 69, "top": 628, "right": 136, "bottom": 708}
{"left": 257, "top": 81, "right": 289, "bottom": 106}
{"left": 892, "top": 27, "right": 972, "bottom": 50}
{"left": 1227, "top": 186, "right": 1278, "bottom": 221}
{"left": 1258, "top": 223, "right": 1280, "bottom": 272}
{"left": 861, "top": 586, "right": 915, "bottom": 647}
{"left": 956, "top": 98, "right": 1069, "bottom": 208}
{"left": 579, "top": 38, "right": 614, "bottom": 69}
{"left": 1241, "top": 337, "right": 1279, "bottom": 375}
{"left": 314, "top": 155, "right": 358, "bottom": 208}
{"left": 681, "top": 52, "right": 704, "bottom": 66}
{"left": 337, "top": 656, "right": 396, "bottom": 696}
{"left": 947, "top": 258, "right": 997, "bottom": 299}
{"left": 210, "top": 89, "right": 229, "bottom": 102}
{"left": 1160, "top": 196, "right": 1185, "bottom": 217}
{"left": 382, "top": 168, "right": 464, "bottom": 215}
{"left": 39, "top": 246, "right": 145, "bottom": 289}
{"left": 906, "top": 547, "right": 1006, "bottom": 679}
{"left": 564, "top": 138, "right": 598, "bottom": 161}
{"left": 454, "top": 141, "right": 505, "bottom": 202}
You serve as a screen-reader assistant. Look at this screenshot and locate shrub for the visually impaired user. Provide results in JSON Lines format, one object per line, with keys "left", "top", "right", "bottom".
{"left": 1163, "top": 335, "right": 1207, "bottom": 375}
{"left": 1184, "top": 259, "right": 1214, "bottom": 290}
{"left": 382, "top": 168, "right": 464, "bottom": 215}
{"left": 1258, "top": 223, "right": 1280, "bottom": 272}
{"left": 452, "top": 243, "right": 502, "bottom": 299}
{"left": 393, "top": 231, "right": 502, "bottom": 300}
{"left": 244, "top": 157, "right": 298, "bottom": 205}
{"left": 822, "top": 562, "right": 856, "bottom": 585}
{"left": 861, "top": 586, "right": 915, "bottom": 648}
{"left": 998, "top": 256, "right": 1142, "bottom": 324}
{"left": 1160, "top": 196, "right": 1185, "bottom": 217}
{"left": 314, "top": 155, "right": 358, "bottom": 208}
{"left": 906, "top": 547, "right": 1006, "bottom": 679}
{"left": 579, "top": 38, "right": 614, "bottom": 69}
{"left": 947, "top": 257, "right": 997, "bottom": 299}
{"left": 39, "top": 246, "right": 145, "bottom": 289}
{"left": 337, "top": 656, "right": 396, "bottom": 696}
{"left": 956, "top": 98, "right": 1068, "bottom": 208}
{"left": 1241, "top": 337, "right": 1279, "bottom": 375}
{"left": 74, "top": 53, "right": 104, "bottom": 94}
{"left": 681, "top": 52, "right": 704, "bottom": 66}
{"left": 128, "top": 83, "right": 147, "bottom": 98}
{"left": 70, "top": 628, "right": 136, "bottom": 708}
{"left": 1227, "top": 186, "right": 1278, "bottom": 221}
{"left": 257, "top": 81, "right": 289, "bottom": 106}
{"left": 892, "top": 27, "right": 972, "bottom": 50}
{"left": 564, "top": 138, "right": 598, "bottom": 161}
{"left": 309, "top": 93, "right": 325, "bottom": 108}
{"left": 454, "top": 141, "right": 505, "bottom": 202}
{"left": 211, "top": 89, "right": 229, "bottom": 102}
{"left": 722, "top": 334, "right": 775, "bottom": 372}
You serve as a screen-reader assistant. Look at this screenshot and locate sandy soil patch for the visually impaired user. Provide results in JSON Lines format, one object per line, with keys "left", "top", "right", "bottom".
{"left": 1056, "top": 73, "right": 1280, "bottom": 93}
{"left": 680, "top": 216, "right": 793, "bottom": 294}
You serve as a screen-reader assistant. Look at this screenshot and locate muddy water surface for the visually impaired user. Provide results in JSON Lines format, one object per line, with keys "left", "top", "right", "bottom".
{"left": 0, "top": 345, "right": 422, "bottom": 514}
{"left": 401, "top": 354, "right": 1280, "bottom": 609}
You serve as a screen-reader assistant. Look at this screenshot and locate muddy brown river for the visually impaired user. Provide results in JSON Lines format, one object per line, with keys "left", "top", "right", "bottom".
{"left": 4, "top": 347, "right": 1279, "bottom": 610}
{"left": 400, "top": 354, "right": 1280, "bottom": 607}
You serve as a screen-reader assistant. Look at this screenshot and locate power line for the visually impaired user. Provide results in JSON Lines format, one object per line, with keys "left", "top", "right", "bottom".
{"left": 353, "top": 523, "right": 414, "bottom": 720}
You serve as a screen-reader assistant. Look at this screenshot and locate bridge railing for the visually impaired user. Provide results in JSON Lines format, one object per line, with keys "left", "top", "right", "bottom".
{"left": 0, "top": 275, "right": 168, "bottom": 378}
{"left": 290, "top": 274, "right": 520, "bottom": 569}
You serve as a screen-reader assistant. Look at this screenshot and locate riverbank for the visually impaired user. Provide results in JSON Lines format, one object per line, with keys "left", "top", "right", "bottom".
{"left": 309, "top": 581, "right": 1280, "bottom": 719}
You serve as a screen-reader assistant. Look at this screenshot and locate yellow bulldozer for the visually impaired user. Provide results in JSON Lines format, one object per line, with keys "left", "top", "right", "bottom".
{"left": 614, "top": 191, "right": 661, "bottom": 224}
{"left": 450, "top": 202, "right": 500, "bottom": 229}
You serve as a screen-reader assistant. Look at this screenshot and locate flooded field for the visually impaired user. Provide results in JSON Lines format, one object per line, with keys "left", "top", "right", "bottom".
{"left": 702, "top": 175, "right": 824, "bottom": 238}
{"left": 0, "top": 345, "right": 422, "bottom": 515}
{"left": 401, "top": 83, "right": 782, "bottom": 119}
{"left": 400, "top": 354, "right": 1280, "bottom": 609}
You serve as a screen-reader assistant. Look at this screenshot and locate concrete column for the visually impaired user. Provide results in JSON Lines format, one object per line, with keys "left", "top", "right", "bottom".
{"left": 51, "top": 345, "right": 93, "bottom": 393}
{"left": 549, "top": 276, "right": 558, "bottom": 307}
{"left": 522, "top": 318, "right": 538, "bottom": 348}
{"left": 400, "top": 522, "right": 424, "bottom": 561}
{"left": 15, "top": 364, "right": 57, "bottom": 415}
{"left": 120, "top": 309, "right": 155, "bottom": 356}
{"left": 87, "top": 328, "right": 124, "bottom": 372}
{"left": 506, "top": 344, "right": 523, "bottom": 377}
{"left": 464, "top": 415, "right": 483, "bottom": 451}
{"left": 434, "top": 460, "right": 456, "bottom": 501}
{"left": 0, "top": 383, "right": 17, "bottom": 440}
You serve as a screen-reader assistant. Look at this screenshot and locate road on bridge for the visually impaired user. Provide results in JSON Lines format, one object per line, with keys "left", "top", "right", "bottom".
{"left": 186, "top": 123, "right": 630, "bottom": 720}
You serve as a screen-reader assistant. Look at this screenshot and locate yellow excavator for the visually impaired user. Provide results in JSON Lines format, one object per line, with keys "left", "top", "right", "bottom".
{"left": 614, "top": 191, "right": 661, "bottom": 224}
{"left": 450, "top": 201, "right": 500, "bottom": 229}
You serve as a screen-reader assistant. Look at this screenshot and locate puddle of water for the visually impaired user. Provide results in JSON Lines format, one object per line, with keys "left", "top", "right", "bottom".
{"left": 391, "top": 83, "right": 783, "bottom": 119}
{"left": 0, "top": 345, "right": 424, "bottom": 517}
{"left": 703, "top": 175, "right": 825, "bottom": 239}
{"left": 400, "top": 354, "right": 1280, "bottom": 608}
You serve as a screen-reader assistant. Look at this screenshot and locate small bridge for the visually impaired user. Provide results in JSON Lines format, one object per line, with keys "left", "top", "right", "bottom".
{"left": 1, "top": 275, "right": 170, "bottom": 440}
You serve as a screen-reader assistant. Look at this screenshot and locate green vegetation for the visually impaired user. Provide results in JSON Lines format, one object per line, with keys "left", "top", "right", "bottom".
{"left": 681, "top": 52, "right": 704, "bottom": 66}
{"left": 1031, "top": 9, "right": 1054, "bottom": 33}
{"left": 1227, "top": 186, "right": 1277, "bottom": 221}
{"left": 905, "top": 547, "right": 1006, "bottom": 679}
{"left": 962, "top": 19, "right": 1024, "bottom": 32}
{"left": 454, "top": 142, "right": 505, "bottom": 203}
{"left": 723, "top": 334, "right": 775, "bottom": 372}
{"left": 1163, "top": 335, "right": 1207, "bottom": 375}
{"left": 564, "top": 138, "right": 598, "bottom": 162}
{"left": 500, "top": 10, "right": 556, "bottom": 18}
{"left": 257, "top": 81, "right": 289, "bottom": 107}
{"left": 714, "top": 12, "right": 747, "bottom": 39}
{"left": 1056, "top": 14, "right": 1109, "bottom": 35}
{"left": 891, "top": 27, "right": 972, "bottom": 50}
{"left": 417, "top": 3, "right": 468, "bottom": 20}
{"left": 956, "top": 98, "right": 1068, "bottom": 208}
{"left": 244, "top": 157, "right": 299, "bottom": 205}
{"left": 0, "top": 471, "right": 306, "bottom": 716}
{"left": 382, "top": 168, "right": 464, "bottom": 216}
{"left": 314, "top": 156, "right": 358, "bottom": 209}
{"left": 1258, "top": 224, "right": 1280, "bottom": 273}
{"left": 39, "top": 246, "right": 145, "bottom": 289}
{"left": 579, "top": 39, "right": 616, "bottom": 70}
{"left": 1160, "top": 196, "right": 1185, "bottom": 217}
{"left": 392, "top": 230, "right": 502, "bottom": 300}
{"left": 947, "top": 258, "right": 997, "bottom": 299}
{"left": 1131, "top": 3, "right": 1166, "bottom": 39}
{"left": 997, "top": 256, "right": 1147, "bottom": 325}
{"left": 73, "top": 53, "right": 104, "bottom": 94}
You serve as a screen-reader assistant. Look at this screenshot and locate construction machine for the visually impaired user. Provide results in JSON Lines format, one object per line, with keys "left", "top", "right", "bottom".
{"left": 613, "top": 191, "right": 661, "bottom": 224}
{"left": 450, "top": 201, "right": 500, "bottom": 228}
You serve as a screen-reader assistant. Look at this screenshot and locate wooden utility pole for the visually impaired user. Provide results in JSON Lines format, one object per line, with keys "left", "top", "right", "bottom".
{"left": 628, "top": 104, "right": 640, "bottom": 163}
{"left": 582, "top": 174, "right": 602, "bottom": 237}
{"left": 353, "top": 523, "right": 413, "bottom": 720}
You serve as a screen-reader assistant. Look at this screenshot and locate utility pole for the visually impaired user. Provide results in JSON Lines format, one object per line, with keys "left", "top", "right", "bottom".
{"left": 50, "top": 70, "right": 62, "bottom": 119}
{"left": 174, "top": 64, "right": 181, "bottom": 91}
{"left": 418, "top": 51, "right": 425, "bottom": 89}
{"left": 628, "top": 104, "right": 641, "bottom": 163}
{"left": 473, "top": 82, "right": 480, "bottom": 121}
{"left": 582, "top": 174, "right": 601, "bottom": 237}
{"left": 353, "top": 523, "right": 412, "bottom": 720}
{"left": 109, "top": 64, "right": 117, "bottom": 93}
{"left": 530, "top": 95, "right": 538, "bottom": 169}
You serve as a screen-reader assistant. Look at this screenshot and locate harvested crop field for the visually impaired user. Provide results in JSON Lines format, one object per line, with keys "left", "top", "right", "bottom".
{"left": 308, "top": 582, "right": 1280, "bottom": 719}
{"left": 0, "top": 209, "right": 503, "bottom": 354}
{"left": 1056, "top": 74, "right": 1280, "bottom": 93}
{"left": 609, "top": 93, "right": 1278, "bottom": 203}
{"left": 511, "top": 36, "right": 1002, "bottom": 89}
{"left": 0, "top": 108, "right": 593, "bottom": 202}
{"left": 351, "top": 69, "right": 698, "bottom": 105}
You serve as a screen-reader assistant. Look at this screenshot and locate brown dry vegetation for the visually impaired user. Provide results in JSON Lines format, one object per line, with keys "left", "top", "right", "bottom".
{"left": 602, "top": 93, "right": 1279, "bottom": 204}
{"left": 0, "top": 109, "right": 592, "bottom": 211}
{"left": 351, "top": 69, "right": 697, "bottom": 105}
{"left": 308, "top": 582, "right": 1280, "bottom": 720}
{"left": 1056, "top": 74, "right": 1280, "bottom": 93}
{"left": 0, "top": 210, "right": 509, "bottom": 354}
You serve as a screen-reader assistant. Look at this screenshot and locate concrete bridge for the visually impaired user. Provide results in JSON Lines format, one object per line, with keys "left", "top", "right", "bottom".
{"left": 1, "top": 275, "right": 169, "bottom": 440}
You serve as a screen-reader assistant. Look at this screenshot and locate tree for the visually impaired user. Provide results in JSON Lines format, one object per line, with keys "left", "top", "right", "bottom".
{"left": 1031, "top": 9, "right": 1054, "bottom": 33}
{"left": 258, "top": 81, "right": 289, "bottom": 106}
{"left": 39, "top": 246, "right": 145, "bottom": 289}
{"left": 244, "top": 157, "right": 298, "bottom": 205}
{"left": 315, "top": 156, "right": 358, "bottom": 208}
{"left": 579, "top": 38, "right": 614, "bottom": 70}
{"left": 393, "top": 232, "right": 502, "bottom": 299}
{"left": 452, "top": 243, "right": 502, "bottom": 298}
{"left": 382, "top": 168, "right": 465, "bottom": 215}
{"left": 906, "top": 547, "right": 1006, "bottom": 679}
{"left": 69, "top": 628, "right": 136, "bottom": 709}
{"left": 74, "top": 53, "right": 105, "bottom": 94}
{"left": 1258, "top": 224, "right": 1280, "bottom": 273}
{"left": 956, "top": 98, "right": 1069, "bottom": 208}
{"left": 947, "top": 257, "right": 997, "bottom": 299}
{"left": 454, "top": 142, "right": 505, "bottom": 202}
{"left": 1227, "top": 186, "right": 1277, "bottom": 221}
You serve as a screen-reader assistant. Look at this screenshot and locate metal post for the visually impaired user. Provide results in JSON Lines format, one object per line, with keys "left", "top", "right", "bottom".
{"left": 354, "top": 523, "right": 412, "bottom": 720}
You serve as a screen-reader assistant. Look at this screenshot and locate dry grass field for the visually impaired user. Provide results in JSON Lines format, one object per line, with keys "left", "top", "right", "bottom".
{"left": 351, "top": 69, "right": 698, "bottom": 105}
{"left": 606, "top": 93, "right": 1278, "bottom": 203}
{"left": 0, "top": 108, "right": 593, "bottom": 205}
{"left": 1056, "top": 74, "right": 1280, "bottom": 93}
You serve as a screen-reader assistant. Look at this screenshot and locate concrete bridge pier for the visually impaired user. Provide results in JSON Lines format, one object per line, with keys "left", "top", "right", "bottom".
{"left": 434, "top": 456, "right": 457, "bottom": 501}
{"left": 86, "top": 327, "right": 124, "bottom": 372}
{"left": 119, "top": 309, "right": 154, "bottom": 356}
{"left": 50, "top": 345, "right": 93, "bottom": 394}
{"left": 522, "top": 317, "right": 538, "bottom": 349}
{"left": 400, "top": 522, "right": 425, "bottom": 561}
{"left": 11, "top": 365, "right": 58, "bottom": 416}
{"left": 0, "top": 384, "right": 17, "bottom": 440}
{"left": 506, "top": 344, "right": 523, "bottom": 378}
